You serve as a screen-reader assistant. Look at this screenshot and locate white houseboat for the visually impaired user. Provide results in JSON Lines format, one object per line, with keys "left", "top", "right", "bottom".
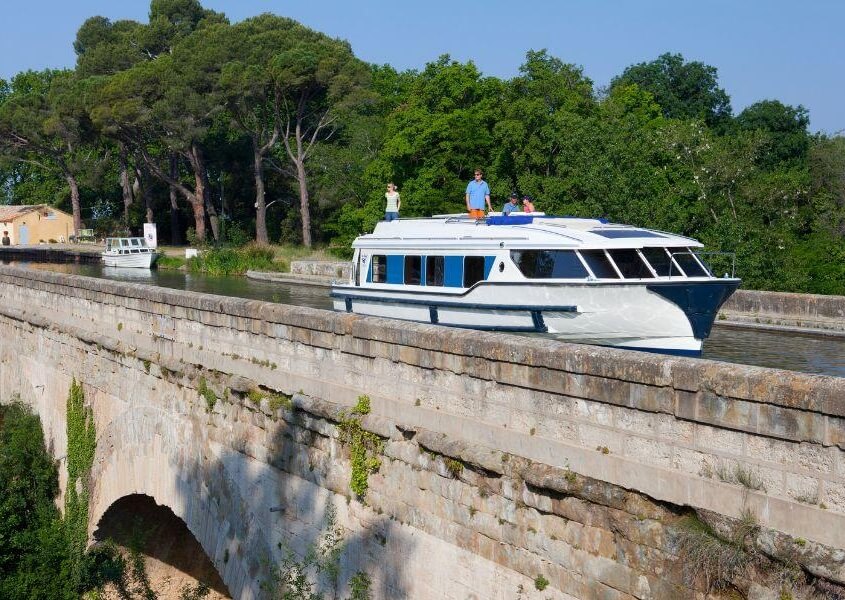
{"left": 330, "top": 214, "right": 740, "bottom": 356}
{"left": 101, "top": 237, "right": 158, "bottom": 268}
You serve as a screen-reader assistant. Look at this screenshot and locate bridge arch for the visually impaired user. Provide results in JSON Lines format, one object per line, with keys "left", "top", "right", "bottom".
{"left": 89, "top": 404, "right": 268, "bottom": 600}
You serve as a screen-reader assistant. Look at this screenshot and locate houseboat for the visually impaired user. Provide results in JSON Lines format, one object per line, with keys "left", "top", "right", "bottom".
{"left": 101, "top": 237, "right": 158, "bottom": 268}
{"left": 330, "top": 214, "right": 740, "bottom": 356}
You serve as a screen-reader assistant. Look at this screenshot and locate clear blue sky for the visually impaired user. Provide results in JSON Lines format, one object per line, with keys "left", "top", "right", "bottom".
{"left": 1, "top": 0, "right": 842, "bottom": 133}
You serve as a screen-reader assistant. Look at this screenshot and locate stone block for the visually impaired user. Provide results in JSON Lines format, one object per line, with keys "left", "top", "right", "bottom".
{"left": 694, "top": 423, "right": 745, "bottom": 456}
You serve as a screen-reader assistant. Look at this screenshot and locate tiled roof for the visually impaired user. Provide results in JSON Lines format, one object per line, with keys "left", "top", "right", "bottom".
{"left": 0, "top": 204, "right": 49, "bottom": 222}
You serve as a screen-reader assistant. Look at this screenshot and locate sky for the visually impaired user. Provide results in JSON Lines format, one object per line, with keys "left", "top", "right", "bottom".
{"left": 0, "top": 0, "right": 842, "bottom": 134}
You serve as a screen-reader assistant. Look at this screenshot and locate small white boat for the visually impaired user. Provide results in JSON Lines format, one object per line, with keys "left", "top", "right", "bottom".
{"left": 101, "top": 237, "right": 158, "bottom": 268}
{"left": 331, "top": 213, "right": 740, "bottom": 356}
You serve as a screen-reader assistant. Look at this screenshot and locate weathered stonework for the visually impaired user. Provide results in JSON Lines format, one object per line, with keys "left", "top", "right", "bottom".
{"left": 721, "top": 289, "right": 845, "bottom": 333}
{"left": 0, "top": 264, "right": 843, "bottom": 599}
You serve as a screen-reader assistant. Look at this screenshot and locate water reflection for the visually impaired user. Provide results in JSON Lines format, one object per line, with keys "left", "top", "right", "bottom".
{"left": 15, "top": 261, "right": 845, "bottom": 378}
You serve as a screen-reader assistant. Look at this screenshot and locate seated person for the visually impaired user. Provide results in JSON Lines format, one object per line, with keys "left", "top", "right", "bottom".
{"left": 502, "top": 192, "right": 520, "bottom": 215}
{"left": 522, "top": 195, "right": 535, "bottom": 213}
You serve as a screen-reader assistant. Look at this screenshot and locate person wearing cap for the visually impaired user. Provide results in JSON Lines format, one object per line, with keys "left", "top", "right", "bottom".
{"left": 502, "top": 192, "right": 520, "bottom": 215}
{"left": 522, "top": 195, "right": 535, "bottom": 213}
{"left": 465, "top": 169, "right": 492, "bottom": 219}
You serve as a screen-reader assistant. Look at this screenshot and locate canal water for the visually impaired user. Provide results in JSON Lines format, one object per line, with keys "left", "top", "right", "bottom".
{"left": 14, "top": 262, "right": 845, "bottom": 378}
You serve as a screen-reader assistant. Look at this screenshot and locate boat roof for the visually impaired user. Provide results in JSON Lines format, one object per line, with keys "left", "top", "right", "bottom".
{"left": 354, "top": 214, "right": 703, "bottom": 250}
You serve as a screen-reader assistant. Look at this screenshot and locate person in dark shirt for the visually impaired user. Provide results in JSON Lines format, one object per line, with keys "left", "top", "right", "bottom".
{"left": 1, "top": 231, "right": 10, "bottom": 246}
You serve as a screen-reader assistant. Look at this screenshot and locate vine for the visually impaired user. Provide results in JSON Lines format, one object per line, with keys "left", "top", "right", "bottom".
{"left": 65, "top": 378, "right": 96, "bottom": 589}
{"left": 337, "top": 396, "right": 383, "bottom": 498}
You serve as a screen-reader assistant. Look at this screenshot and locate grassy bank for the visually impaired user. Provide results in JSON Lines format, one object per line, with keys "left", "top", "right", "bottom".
{"left": 156, "top": 244, "right": 333, "bottom": 276}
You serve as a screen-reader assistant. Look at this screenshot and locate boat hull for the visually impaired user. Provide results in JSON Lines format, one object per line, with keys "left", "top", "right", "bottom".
{"left": 331, "top": 279, "right": 739, "bottom": 356}
{"left": 101, "top": 251, "right": 157, "bottom": 268}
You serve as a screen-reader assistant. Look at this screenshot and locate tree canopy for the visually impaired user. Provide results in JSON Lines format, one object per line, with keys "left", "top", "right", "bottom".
{"left": 0, "top": 1, "right": 842, "bottom": 293}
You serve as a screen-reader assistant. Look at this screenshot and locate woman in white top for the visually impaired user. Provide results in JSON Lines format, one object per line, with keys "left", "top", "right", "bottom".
{"left": 384, "top": 182, "right": 401, "bottom": 221}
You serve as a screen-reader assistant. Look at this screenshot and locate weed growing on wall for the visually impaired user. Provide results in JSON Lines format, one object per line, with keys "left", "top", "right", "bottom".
{"left": 265, "top": 503, "right": 371, "bottom": 599}
{"left": 197, "top": 378, "right": 218, "bottom": 412}
{"left": 65, "top": 378, "right": 97, "bottom": 589}
{"left": 337, "top": 396, "right": 383, "bottom": 498}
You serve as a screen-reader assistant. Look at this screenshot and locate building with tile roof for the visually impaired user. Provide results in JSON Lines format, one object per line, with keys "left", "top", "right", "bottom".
{"left": 0, "top": 205, "right": 76, "bottom": 245}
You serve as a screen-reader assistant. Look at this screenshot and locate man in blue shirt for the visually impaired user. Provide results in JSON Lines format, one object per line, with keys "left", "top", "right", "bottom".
{"left": 502, "top": 192, "right": 519, "bottom": 215}
{"left": 465, "top": 169, "right": 491, "bottom": 219}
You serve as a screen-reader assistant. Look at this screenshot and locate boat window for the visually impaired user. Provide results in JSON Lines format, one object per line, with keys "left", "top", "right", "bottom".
{"left": 371, "top": 255, "right": 387, "bottom": 283}
{"left": 130, "top": 238, "right": 141, "bottom": 247}
{"left": 463, "top": 256, "right": 485, "bottom": 287}
{"left": 510, "top": 250, "right": 588, "bottom": 279}
{"left": 669, "top": 248, "right": 710, "bottom": 277}
{"left": 404, "top": 256, "right": 422, "bottom": 285}
{"left": 579, "top": 250, "right": 620, "bottom": 279}
{"left": 426, "top": 256, "right": 444, "bottom": 286}
{"left": 608, "top": 249, "right": 654, "bottom": 279}
{"left": 640, "top": 247, "right": 673, "bottom": 276}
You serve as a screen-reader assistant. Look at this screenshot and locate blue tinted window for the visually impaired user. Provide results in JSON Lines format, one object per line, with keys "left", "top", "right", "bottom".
{"left": 510, "top": 250, "right": 588, "bottom": 279}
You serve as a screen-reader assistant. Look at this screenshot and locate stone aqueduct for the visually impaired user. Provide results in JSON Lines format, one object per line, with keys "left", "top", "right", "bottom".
{"left": 1, "top": 264, "right": 844, "bottom": 599}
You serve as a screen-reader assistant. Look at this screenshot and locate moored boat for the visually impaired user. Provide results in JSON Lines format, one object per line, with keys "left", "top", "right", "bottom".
{"left": 101, "top": 237, "right": 158, "bottom": 268}
{"left": 330, "top": 213, "right": 740, "bottom": 356}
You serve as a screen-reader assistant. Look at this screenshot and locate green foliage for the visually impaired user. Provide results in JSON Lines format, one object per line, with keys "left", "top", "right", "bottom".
{"left": 0, "top": 1, "right": 841, "bottom": 294}
{"left": 187, "top": 245, "right": 282, "bottom": 275}
{"left": 612, "top": 52, "right": 732, "bottom": 126}
{"left": 156, "top": 255, "right": 187, "bottom": 270}
{"left": 534, "top": 574, "right": 549, "bottom": 591}
{"left": 248, "top": 388, "right": 293, "bottom": 412}
{"left": 338, "top": 396, "right": 382, "bottom": 498}
{"left": 65, "top": 379, "right": 97, "bottom": 590}
{"left": 197, "top": 377, "right": 218, "bottom": 412}
{"left": 265, "top": 503, "right": 371, "bottom": 600}
{"left": 0, "top": 401, "right": 68, "bottom": 598}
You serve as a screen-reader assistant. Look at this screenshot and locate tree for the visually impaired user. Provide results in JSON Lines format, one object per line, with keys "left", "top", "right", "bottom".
{"left": 612, "top": 52, "right": 732, "bottom": 127}
{"left": 735, "top": 100, "right": 810, "bottom": 168}
{"left": 0, "top": 70, "right": 100, "bottom": 235}
{"left": 219, "top": 15, "right": 300, "bottom": 244}
{"left": 271, "top": 31, "right": 372, "bottom": 247}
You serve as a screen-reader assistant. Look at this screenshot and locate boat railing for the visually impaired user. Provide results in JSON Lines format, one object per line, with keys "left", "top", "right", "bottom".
{"left": 669, "top": 250, "right": 736, "bottom": 279}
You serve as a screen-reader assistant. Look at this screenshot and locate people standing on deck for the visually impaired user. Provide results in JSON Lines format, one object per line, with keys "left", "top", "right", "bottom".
{"left": 522, "top": 195, "right": 535, "bottom": 213}
{"left": 384, "top": 182, "right": 401, "bottom": 221}
{"left": 502, "top": 192, "right": 519, "bottom": 215}
{"left": 465, "top": 169, "right": 492, "bottom": 219}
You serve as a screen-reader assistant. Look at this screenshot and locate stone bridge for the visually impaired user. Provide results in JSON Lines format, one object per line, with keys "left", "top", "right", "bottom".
{"left": 1, "top": 264, "right": 844, "bottom": 599}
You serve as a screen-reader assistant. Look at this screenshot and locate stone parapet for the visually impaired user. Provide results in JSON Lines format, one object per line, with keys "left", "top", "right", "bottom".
{"left": 0, "top": 264, "right": 843, "bottom": 599}
{"left": 721, "top": 288, "right": 845, "bottom": 333}
{"left": 289, "top": 259, "right": 350, "bottom": 280}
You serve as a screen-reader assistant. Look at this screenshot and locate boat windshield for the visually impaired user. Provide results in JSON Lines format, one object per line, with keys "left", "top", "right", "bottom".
{"left": 511, "top": 250, "right": 589, "bottom": 279}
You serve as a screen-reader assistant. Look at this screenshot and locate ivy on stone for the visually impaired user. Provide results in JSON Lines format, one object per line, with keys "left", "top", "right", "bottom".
{"left": 337, "top": 396, "right": 383, "bottom": 498}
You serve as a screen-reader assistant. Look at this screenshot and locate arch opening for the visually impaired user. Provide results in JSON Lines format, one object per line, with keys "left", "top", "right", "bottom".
{"left": 93, "top": 494, "right": 231, "bottom": 599}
